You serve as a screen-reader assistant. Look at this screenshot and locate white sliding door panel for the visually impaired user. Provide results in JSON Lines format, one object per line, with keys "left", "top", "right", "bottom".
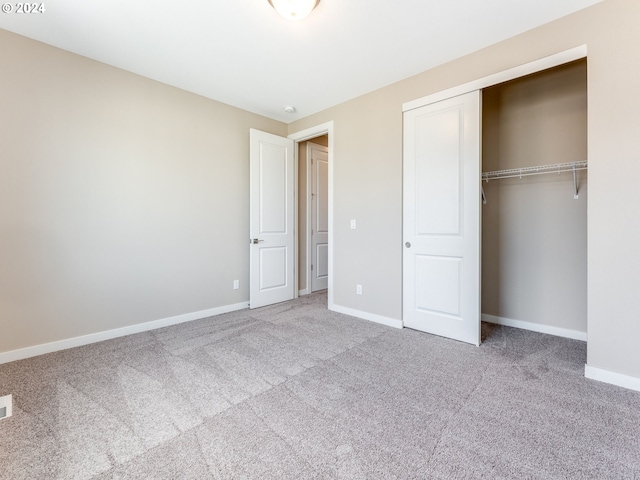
{"left": 250, "top": 129, "right": 295, "bottom": 308}
{"left": 415, "top": 255, "right": 462, "bottom": 316}
{"left": 403, "top": 91, "right": 481, "bottom": 345}
{"left": 416, "top": 108, "right": 462, "bottom": 236}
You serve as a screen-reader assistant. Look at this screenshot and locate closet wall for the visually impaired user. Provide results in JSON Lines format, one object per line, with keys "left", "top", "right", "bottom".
{"left": 481, "top": 60, "right": 588, "bottom": 335}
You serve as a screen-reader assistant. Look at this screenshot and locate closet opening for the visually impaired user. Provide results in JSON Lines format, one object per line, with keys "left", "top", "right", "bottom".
{"left": 480, "top": 59, "right": 588, "bottom": 341}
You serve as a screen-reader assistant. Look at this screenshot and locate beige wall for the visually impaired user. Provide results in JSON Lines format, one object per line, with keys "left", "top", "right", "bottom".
{"left": 0, "top": 30, "right": 286, "bottom": 353}
{"left": 292, "top": 96, "right": 403, "bottom": 319}
{"left": 289, "top": 0, "right": 640, "bottom": 380}
{"left": 482, "top": 60, "right": 588, "bottom": 333}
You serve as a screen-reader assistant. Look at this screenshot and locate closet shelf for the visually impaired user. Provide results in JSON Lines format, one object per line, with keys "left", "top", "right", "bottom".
{"left": 482, "top": 161, "right": 588, "bottom": 182}
{"left": 481, "top": 160, "right": 588, "bottom": 201}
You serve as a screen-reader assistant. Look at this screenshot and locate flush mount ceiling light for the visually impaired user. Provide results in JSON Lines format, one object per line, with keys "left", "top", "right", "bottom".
{"left": 268, "top": 0, "right": 320, "bottom": 21}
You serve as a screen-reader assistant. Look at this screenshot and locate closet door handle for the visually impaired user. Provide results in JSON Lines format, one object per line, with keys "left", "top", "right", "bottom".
{"left": 405, "top": 242, "right": 411, "bottom": 248}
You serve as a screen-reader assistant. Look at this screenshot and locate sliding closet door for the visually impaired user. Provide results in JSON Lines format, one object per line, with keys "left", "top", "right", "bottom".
{"left": 403, "top": 91, "right": 481, "bottom": 345}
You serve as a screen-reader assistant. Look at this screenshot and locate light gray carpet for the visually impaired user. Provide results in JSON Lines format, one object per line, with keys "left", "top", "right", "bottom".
{"left": 1, "top": 292, "right": 639, "bottom": 479}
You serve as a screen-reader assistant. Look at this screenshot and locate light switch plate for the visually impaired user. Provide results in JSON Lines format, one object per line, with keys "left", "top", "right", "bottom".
{"left": 0, "top": 394, "right": 12, "bottom": 420}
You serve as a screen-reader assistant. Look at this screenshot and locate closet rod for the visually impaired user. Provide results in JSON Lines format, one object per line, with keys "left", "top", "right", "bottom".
{"left": 482, "top": 161, "right": 588, "bottom": 182}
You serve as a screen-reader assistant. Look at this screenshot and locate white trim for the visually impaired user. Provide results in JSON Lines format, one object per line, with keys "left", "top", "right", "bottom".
{"left": 288, "top": 122, "right": 333, "bottom": 143}
{"left": 0, "top": 302, "right": 249, "bottom": 365}
{"left": 298, "top": 288, "right": 310, "bottom": 296}
{"left": 289, "top": 121, "right": 335, "bottom": 310}
{"left": 331, "top": 304, "right": 403, "bottom": 329}
{"left": 403, "top": 45, "right": 587, "bottom": 112}
{"left": 482, "top": 314, "right": 587, "bottom": 341}
{"left": 585, "top": 365, "right": 640, "bottom": 393}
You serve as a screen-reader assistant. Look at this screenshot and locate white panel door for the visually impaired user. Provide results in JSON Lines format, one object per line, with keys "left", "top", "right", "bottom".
{"left": 310, "top": 143, "right": 329, "bottom": 292}
{"left": 403, "top": 91, "right": 481, "bottom": 345}
{"left": 249, "top": 129, "right": 295, "bottom": 309}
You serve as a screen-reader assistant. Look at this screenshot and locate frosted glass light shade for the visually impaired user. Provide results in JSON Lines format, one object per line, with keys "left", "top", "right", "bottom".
{"left": 268, "top": 0, "right": 319, "bottom": 21}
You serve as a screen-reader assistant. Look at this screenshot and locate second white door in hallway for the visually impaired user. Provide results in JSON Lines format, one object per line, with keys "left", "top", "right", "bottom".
{"left": 309, "top": 142, "right": 329, "bottom": 292}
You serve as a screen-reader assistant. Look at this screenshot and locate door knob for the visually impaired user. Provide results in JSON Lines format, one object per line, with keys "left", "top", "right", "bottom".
{"left": 405, "top": 242, "right": 411, "bottom": 248}
{"left": 251, "top": 238, "right": 264, "bottom": 244}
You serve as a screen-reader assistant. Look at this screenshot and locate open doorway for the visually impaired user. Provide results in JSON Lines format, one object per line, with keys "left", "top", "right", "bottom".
{"left": 480, "top": 59, "right": 588, "bottom": 341}
{"left": 249, "top": 123, "right": 333, "bottom": 310}
{"left": 289, "top": 122, "right": 334, "bottom": 309}
{"left": 297, "top": 136, "right": 329, "bottom": 296}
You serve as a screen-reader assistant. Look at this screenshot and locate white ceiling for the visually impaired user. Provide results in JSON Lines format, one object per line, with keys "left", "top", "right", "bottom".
{"left": 0, "top": 0, "right": 602, "bottom": 123}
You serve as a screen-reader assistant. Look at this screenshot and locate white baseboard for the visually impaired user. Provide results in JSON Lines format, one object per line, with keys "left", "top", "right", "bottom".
{"left": 331, "top": 304, "right": 403, "bottom": 329}
{"left": 0, "top": 302, "right": 249, "bottom": 365}
{"left": 481, "top": 314, "right": 587, "bottom": 341}
{"left": 298, "top": 288, "right": 310, "bottom": 296}
{"left": 585, "top": 365, "right": 640, "bottom": 392}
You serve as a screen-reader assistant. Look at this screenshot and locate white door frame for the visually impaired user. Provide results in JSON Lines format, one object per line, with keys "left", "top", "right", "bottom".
{"left": 403, "top": 45, "right": 586, "bottom": 113}
{"left": 289, "top": 121, "right": 334, "bottom": 309}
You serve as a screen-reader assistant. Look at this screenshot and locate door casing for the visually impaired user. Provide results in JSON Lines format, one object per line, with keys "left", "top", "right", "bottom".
{"left": 289, "top": 122, "right": 334, "bottom": 308}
